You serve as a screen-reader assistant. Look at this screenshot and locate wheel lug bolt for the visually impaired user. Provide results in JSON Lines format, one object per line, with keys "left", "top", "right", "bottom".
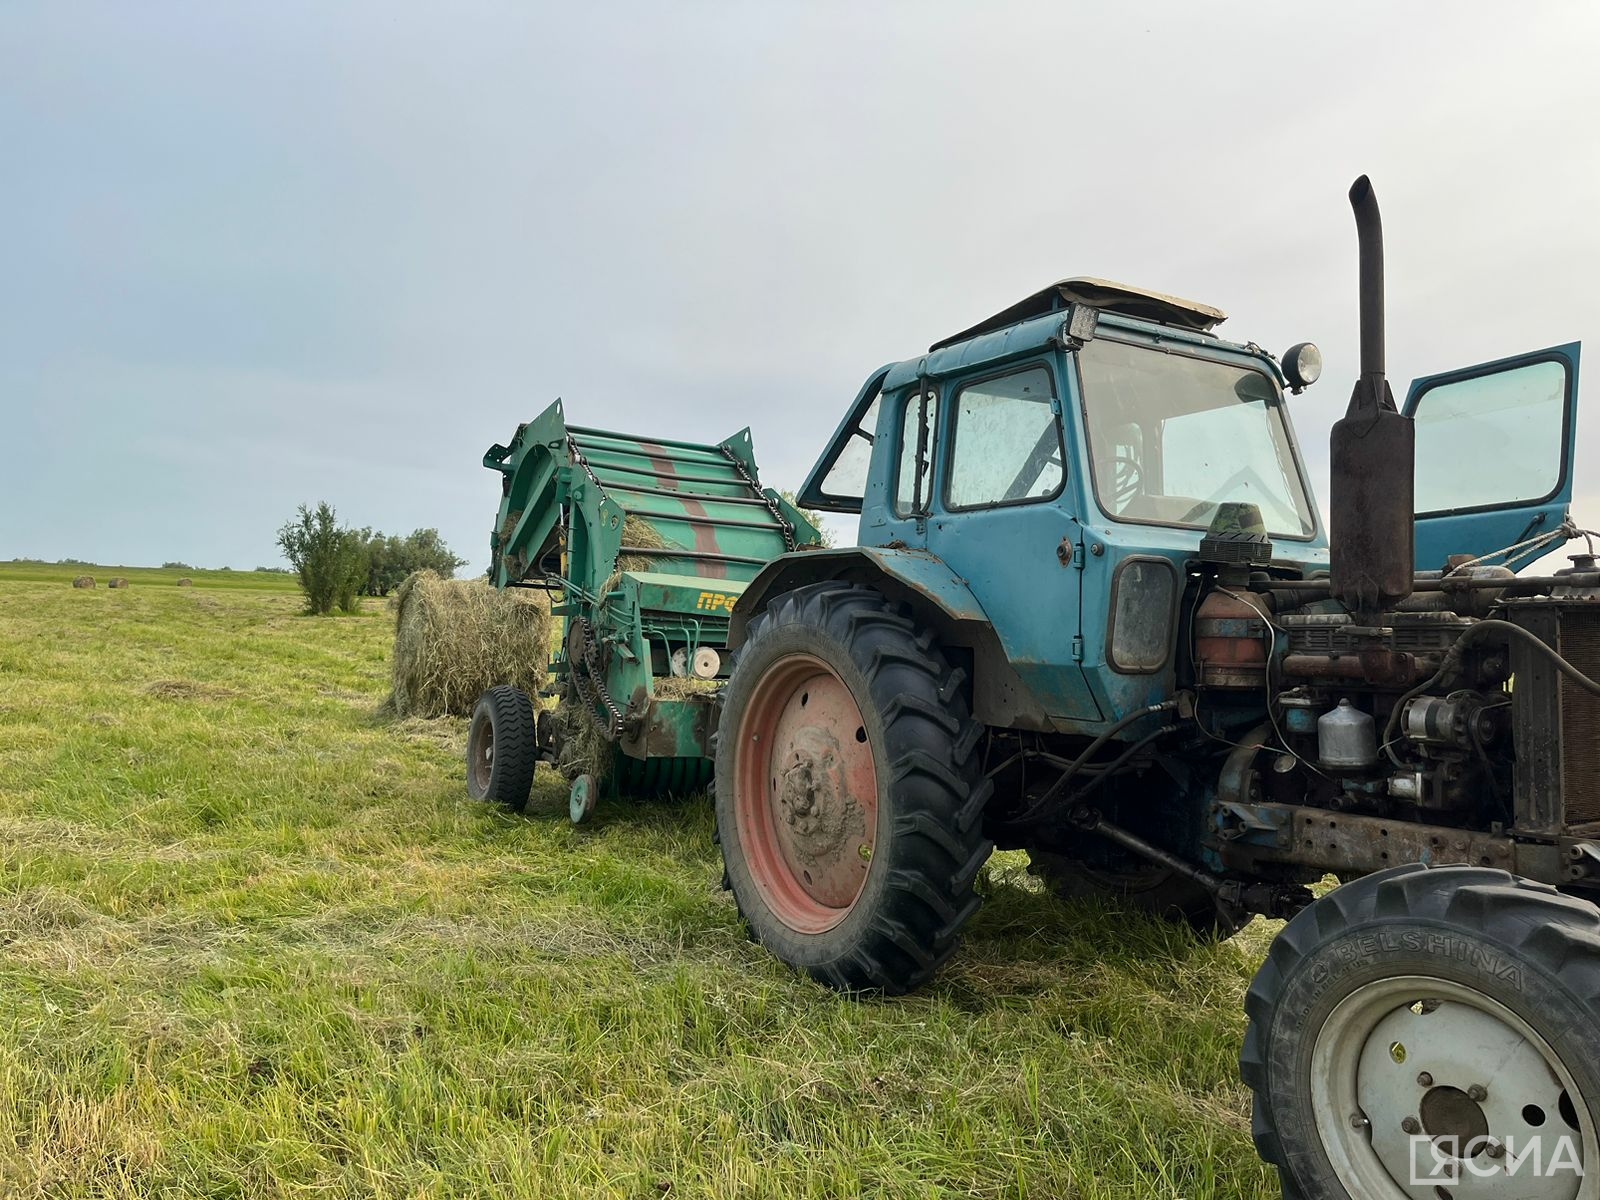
{"left": 1468, "top": 1084, "right": 1488, "bottom": 1102}
{"left": 1487, "top": 1140, "right": 1506, "bottom": 1159}
{"left": 1417, "top": 1072, "right": 1433, "bottom": 1087}
{"left": 1402, "top": 1117, "right": 1421, "bottom": 1134}
{"left": 1350, "top": 1113, "right": 1370, "bottom": 1130}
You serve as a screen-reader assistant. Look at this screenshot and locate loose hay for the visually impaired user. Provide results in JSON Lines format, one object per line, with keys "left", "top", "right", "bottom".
{"left": 653, "top": 675, "right": 722, "bottom": 700}
{"left": 71, "top": 576, "right": 95, "bottom": 589}
{"left": 388, "top": 570, "right": 552, "bottom": 718}
{"left": 552, "top": 698, "right": 615, "bottom": 783}
{"left": 615, "top": 513, "right": 670, "bottom": 574}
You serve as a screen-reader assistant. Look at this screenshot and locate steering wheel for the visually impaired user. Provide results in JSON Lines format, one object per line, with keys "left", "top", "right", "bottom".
{"left": 1111, "top": 452, "right": 1142, "bottom": 508}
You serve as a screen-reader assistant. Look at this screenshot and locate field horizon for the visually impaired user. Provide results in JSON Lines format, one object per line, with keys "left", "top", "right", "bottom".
{"left": 0, "top": 561, "right": 1280, "bottom": 1198}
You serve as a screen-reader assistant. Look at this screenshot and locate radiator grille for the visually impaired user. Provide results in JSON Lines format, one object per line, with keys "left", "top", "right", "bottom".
{"left": 1562, "top": 609, "right": 1600, "bottom": 824}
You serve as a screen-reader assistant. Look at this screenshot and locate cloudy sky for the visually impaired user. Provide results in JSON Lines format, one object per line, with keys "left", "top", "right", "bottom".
{"left": 4, "top": 2, "right": 1598, "bottom": 572}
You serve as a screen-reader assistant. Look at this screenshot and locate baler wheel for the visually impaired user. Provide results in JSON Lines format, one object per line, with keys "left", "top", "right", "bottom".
{"left": 465, "top": 684, "right": 538, "bottom": 811}
{"left": 1243, "top": 865, "right": 1600, "bottom": 1199}
{"left": 715, "top": 581, "right": 993, "bottom": 994}
{"left": 568, "top": 773, "right": 597, "bottom": 824}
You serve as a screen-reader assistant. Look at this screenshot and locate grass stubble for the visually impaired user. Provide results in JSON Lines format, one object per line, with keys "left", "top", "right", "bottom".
{"left": 0, "top": 562, "right": 1280, "bottom": 1199}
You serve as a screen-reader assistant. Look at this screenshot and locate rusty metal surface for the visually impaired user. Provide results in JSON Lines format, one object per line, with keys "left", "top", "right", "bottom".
{"left": 1217, "top": 803, "right": 1532, "bottom": 877}
{"left": 1280, "top": 649, "right": 1425, "bottom": 686}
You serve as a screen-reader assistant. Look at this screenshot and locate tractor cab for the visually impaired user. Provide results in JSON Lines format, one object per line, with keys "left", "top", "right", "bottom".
{"left": 793, "top": 278, "right": 1329, "bottom": 730}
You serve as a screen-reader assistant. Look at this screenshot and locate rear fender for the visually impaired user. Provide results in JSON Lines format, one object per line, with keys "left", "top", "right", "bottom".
{"left": 731, "top": 546, "right": 1055, "bottom": 730}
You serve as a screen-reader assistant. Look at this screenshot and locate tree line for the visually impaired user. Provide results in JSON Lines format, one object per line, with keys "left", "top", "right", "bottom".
{"left": 276, "top": 502, "right": 467, "bottom": 615}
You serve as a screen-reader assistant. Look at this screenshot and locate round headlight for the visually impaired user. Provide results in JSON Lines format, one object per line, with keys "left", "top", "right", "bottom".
{"left": 1282, "top": 342, "right": 1322, "bottom": 391}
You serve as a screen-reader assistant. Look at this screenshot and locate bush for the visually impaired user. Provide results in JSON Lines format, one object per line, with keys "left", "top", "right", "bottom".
{"left": 359, "top": 528, "right": 469, "bottom": 597}
{"left": 162, "top": 561, "right": 195, "bottom": 570}
{"left": 276, "top": 503, "right": 368, "bottom": 615}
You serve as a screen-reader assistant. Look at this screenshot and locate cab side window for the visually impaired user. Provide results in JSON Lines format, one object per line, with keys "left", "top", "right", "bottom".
{"left": 946, "top": 365, "right": 1062, "bottom": 509}
{"left": 894, "top": 386, "right": 939, "bottom": 518}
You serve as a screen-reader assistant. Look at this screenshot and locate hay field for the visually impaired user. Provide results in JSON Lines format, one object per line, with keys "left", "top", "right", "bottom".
{"left": 0, "top": 562, "right": 1280, "bottom": 1199}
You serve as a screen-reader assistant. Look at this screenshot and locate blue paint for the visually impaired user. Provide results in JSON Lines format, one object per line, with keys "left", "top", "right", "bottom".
{"left": 1404, "top": 342, "right": 1582, "bottom": 569}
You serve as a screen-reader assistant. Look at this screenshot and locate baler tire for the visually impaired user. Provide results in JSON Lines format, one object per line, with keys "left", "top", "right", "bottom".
{"left": 1242, "top": 864, "right": 1600, "bottom": 1200}
{"left": 1028, "top": 852, "right": 1250, "bottom": 941}
{"left": 715, "top": 580, "right": 993, "bottom": 995}
{"left": 466, "top": 685, "right": 538, "bottom": 811}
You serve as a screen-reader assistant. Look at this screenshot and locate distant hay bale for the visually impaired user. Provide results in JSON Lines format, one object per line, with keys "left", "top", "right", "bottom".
{"left": 107, "top": 578, "right": 129, "bottom": 589}
{"left": 71, "top": 576, "right": 95, "bottom": 589}
{"left": 177, "top": 578, "right": 194, "bottom": 588}
{"left": 388, "top": 570, "right": 552, "bottom": 718}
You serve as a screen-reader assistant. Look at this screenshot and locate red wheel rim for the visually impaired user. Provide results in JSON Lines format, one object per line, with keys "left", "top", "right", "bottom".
{"left": 734, "top": 653, "right": 879, "bottom": 934}
{"left": 470, "top": 714, "right": 494, "bottom": 793}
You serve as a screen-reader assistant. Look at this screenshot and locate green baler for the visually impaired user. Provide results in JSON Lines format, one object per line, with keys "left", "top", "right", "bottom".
{"left": 470, "top": 399, "right": 822, "bottom": 817}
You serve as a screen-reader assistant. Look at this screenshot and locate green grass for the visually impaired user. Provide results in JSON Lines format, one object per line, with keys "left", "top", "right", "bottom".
{"left": 0, "top": 563, "right": 1280, "bottom": 1198}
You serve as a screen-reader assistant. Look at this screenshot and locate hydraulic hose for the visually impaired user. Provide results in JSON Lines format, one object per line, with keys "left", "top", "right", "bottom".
{"left": 1004, "top": 717, "right": 1178, "bottom": 828}
{"left": 1021, "top": 700, "right": 1175, "bottom": 815}
{"left": 1383, "top": 618, "right": 1600, "bottom": 765}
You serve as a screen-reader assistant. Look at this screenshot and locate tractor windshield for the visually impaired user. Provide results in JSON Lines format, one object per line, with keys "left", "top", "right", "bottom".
{"left": 1077, "top": 338, "right": 1316, "bottom": 538}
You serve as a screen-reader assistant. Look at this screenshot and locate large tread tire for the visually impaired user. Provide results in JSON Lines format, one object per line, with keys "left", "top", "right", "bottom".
{"left": 466, "top": 684, "right": 538, "bottom": 811}
{"left": 1028, "top": 852, "right": 1250, "bottom": 941}
{"left": 715, "top": 581, "right": 993, "bottom": 995}
{"left": 1243, "top": 864, "right": 1600, "bottom": 1199}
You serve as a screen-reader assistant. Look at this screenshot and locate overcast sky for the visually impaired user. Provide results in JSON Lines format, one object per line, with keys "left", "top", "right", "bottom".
{"left": 4, "top": 2, "right": 1599, "bottom": 573}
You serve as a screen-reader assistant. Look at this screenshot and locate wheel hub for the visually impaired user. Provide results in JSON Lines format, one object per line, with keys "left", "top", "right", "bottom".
{"left": 733, "top": 653, "right": 878, "bottom": 933}
{"left": 1313, "top": 976, "right": 1588, "bottom": 1200}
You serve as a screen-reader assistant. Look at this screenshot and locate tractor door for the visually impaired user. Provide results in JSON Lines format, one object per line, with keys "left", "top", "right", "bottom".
{"left": 906, "top": 360, "right": 1104, "bottom": 723}
{"left": 1405, "top": 342, "right": 1581, "bottom": 570}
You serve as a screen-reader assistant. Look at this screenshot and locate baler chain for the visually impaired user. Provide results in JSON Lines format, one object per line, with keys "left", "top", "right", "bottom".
{"left": 565, "top": 434, "right": 604, "bottom": 491}
{"left": 568, "top": 618, "right": 624, "bottom": 741}
{"left": 719, "top": 446, "right": 796, "bottom": 552}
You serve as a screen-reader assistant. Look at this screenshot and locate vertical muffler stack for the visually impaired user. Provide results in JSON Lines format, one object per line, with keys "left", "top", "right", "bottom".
{"left": 1330, "top": 176, "right": 1414, "bottom": 622}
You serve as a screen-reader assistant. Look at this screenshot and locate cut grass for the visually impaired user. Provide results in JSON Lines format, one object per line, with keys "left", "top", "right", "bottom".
{"left": 0, "top": 562, "right": 1280, "bottom": 1198}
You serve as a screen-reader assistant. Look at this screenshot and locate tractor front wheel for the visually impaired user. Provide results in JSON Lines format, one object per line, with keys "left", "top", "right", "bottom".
{"left": 715, "top": 582, "right": 992, "bottom": 994}
{"left": 1243, "top": 865, "right": 1600, "bottom": 1200}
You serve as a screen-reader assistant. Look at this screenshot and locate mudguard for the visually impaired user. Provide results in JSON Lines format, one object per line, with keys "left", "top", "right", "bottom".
{"left": 730, "top": 546, "right": 1056, "bottom": 731}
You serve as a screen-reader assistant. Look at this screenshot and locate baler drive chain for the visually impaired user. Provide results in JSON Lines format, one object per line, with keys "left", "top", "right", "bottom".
{"left": 568, "top": 618, "right": 624, "bottom": 741}
{"left": 719, "top": 447, "right": 796, "bottom": 552}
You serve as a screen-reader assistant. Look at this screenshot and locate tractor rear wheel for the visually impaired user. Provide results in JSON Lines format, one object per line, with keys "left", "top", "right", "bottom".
{"left": 1243, "top": 864, "right": 1600, "bottom": 1200}
{"left": 715, "top": 581, "right": 992, "bottom": 994}
{"left": 466, "top": 684, "right": 538, "bottom": 810}
{"left": 1028, "top": 851, "right": 1250, "bottom": 940}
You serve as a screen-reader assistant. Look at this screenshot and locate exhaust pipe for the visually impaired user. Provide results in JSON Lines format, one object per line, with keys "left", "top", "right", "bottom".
{"left": 1329, "top": 175, "right": 1414, "bottom": 621}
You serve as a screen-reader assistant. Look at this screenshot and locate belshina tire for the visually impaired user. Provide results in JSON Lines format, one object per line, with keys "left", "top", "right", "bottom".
{"left": 465, "top": 684, "right": 538, "bottom": 810}
{"left": 1242, "top": 864, "right": 1600, "bottom": 1200}
{"left": 714, "top": 581, "right": 993, "bottom": 994}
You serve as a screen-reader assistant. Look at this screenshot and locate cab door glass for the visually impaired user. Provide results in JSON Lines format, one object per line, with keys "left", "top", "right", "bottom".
{"left": 817, "top": 396, "right": 881, "bottom": 502}
{"left": 894, "top": 388, "right": 938, "bottom": 517}
{"left": 945, "top": 366, "right": 1062, "bottom": 509}
{"left": 1412, "top": 359, "right": 1568, "bottom": 513}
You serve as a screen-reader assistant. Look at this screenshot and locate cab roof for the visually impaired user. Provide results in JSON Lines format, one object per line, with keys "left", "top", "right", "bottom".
{"left": 929, "top": 277, "right": 1227, "bottom": 351}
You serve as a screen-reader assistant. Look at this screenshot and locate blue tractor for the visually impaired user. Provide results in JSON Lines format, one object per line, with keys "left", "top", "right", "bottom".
{"left": 715, "top": 178, "right": 1598, "bottom": 1195}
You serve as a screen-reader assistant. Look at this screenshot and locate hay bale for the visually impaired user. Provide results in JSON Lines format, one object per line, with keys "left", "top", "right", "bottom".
{"left": 107, "top": 578, "right": 129, "bottom": 589}
{"left": 71, "top": 576, "right": 95, "bottom": 589}
{"left": 177, "top": 578, "right": 194, "bottom": 587}
{"left": 388, "top": 570, "right": 552, "bottom": 718}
